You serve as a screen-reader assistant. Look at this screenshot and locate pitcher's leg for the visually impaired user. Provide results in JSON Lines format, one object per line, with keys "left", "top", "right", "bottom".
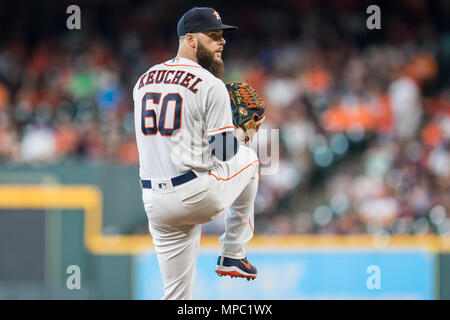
{"left": 149, "top": 222, "right": 201, "bottom": 300}
{"left": 219, "top": 171, "right": 258, "bottom": 259}
{"left": 209, "top": 145, "right": 259, "bottom": 259}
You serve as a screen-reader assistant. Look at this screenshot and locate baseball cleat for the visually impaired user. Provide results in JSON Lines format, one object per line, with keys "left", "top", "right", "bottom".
{"left": 215, "top": 256, "right": 257, "bottom": 280}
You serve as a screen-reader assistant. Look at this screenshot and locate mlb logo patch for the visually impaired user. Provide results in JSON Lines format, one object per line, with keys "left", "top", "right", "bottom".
{"left": 158, "top": 183, "right": 167, "bottom": 189}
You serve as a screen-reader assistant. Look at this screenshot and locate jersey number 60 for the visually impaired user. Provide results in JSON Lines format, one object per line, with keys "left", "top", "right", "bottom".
{"left": 141, "top": 92, "right": 182, "bottom": 136}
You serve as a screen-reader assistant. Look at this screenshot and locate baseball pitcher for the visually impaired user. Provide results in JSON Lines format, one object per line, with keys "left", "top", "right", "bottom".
{"left": 133, "top": 7, "right": 265, "bottom": 300}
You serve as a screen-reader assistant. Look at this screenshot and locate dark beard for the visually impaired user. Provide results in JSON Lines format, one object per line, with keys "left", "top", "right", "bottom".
{"left": 196, "top": 42, "right": 224, "bottom": 79}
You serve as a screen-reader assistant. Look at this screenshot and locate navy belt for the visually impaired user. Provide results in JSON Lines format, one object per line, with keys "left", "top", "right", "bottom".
{"left": 141, "top": 170, "right": 197, "bottom": 189}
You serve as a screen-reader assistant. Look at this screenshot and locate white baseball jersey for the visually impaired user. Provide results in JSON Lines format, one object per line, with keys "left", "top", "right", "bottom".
{"left": 133, "top": 57, "right": 234, "bottom": 180}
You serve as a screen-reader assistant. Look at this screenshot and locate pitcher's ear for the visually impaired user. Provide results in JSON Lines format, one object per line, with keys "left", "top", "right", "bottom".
{"left": 185, "top": 33, "right": 197, "bottom": 49}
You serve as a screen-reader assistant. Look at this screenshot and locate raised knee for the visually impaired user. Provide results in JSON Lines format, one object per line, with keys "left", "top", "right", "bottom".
{"left": 240, "top": 145, "right": 259, "bottom": 165}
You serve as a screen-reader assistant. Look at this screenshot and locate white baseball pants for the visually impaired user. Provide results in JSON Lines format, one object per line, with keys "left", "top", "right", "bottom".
{"left": 142, "top": 145, "right": 259, "bottom": 300}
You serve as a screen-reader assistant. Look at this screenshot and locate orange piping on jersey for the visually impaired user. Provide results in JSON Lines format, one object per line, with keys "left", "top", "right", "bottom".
{"left": 206, "top": 126, "right": 235, "bottom": 134}
{"left": 249, "top": 218, "right": 254, "bottom": 235}
{"left": 162, "top": 62, "right": 202, "bottom": 68}
{"left": 209, "top": 160, "right": 259, "bottom": 181}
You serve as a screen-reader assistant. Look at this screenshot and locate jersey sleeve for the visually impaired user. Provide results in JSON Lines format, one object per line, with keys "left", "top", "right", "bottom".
{"left": 204, "top": 81, "right": 235, "bottom": 136}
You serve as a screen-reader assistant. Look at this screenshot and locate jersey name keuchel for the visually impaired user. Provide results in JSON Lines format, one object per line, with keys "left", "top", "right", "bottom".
{"left": 138, "top": 69, "right": 203, "bottom": 94}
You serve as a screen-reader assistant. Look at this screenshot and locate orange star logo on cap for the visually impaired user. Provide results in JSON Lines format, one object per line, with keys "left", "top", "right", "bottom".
{"left": 212, "top": 10, "right": 221, "bottom": 21}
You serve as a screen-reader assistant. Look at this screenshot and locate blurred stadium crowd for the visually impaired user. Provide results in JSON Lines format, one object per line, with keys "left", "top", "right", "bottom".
{"left": 0, "top": 0, "right": 450, "bottom": 235}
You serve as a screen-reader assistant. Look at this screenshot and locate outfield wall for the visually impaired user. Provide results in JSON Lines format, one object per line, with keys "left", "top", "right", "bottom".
{"left": 0, "top": 164, "right": 448, "bottom": 300}
{"left": 135, "top": 249, "right": 436, "bottom": 299}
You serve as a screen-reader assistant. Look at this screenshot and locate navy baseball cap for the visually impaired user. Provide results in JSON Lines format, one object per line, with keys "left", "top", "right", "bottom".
{"left": 177, "top": 7, "right": 238, "bottom": 37}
